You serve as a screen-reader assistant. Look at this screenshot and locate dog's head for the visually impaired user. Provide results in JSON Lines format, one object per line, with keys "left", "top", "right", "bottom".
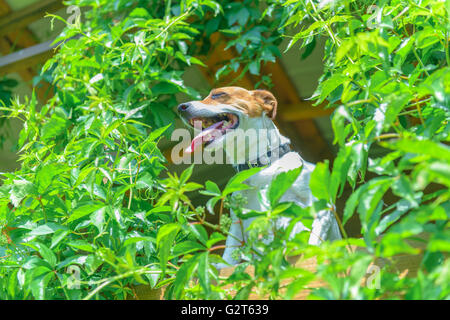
{"left": 177, "top": 86, "right": 278, "bottom": 153}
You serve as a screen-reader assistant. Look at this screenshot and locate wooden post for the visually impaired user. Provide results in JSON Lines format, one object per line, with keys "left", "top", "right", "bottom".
{"left": 0, "top": 0, "right": 57, "bottom": 102}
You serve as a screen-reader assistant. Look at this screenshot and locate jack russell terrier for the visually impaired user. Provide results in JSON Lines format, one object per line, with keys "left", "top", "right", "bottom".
{"left": 177, "top": 86, "right": 341, "bottom": 266}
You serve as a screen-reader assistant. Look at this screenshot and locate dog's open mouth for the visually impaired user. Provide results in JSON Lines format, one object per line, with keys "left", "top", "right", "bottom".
{"left": 185, "top": 113, "right": 239, "bottom": 153}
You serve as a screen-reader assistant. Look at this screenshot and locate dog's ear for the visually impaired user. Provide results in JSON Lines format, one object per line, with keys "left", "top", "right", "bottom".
{"left": 251, "top": 90, "right": 277, "bottom": 120}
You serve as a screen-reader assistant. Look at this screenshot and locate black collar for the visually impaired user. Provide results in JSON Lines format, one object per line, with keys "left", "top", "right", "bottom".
{"left": 232, "top": 143, "right": 292, "bottom": 172}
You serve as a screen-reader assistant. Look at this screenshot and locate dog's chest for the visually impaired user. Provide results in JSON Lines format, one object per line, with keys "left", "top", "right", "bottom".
{"left": 235, "top": 152, "right": 315, "bottom": 211}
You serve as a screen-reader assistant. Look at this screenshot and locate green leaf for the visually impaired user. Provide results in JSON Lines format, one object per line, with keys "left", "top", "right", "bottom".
{"left": 381, "top": 92, "right": 412, "bottom": 129}
{"left": 67, "top": 240, "right": 96, "bottom": 253}
{"left": 184, "top": 224, "right": 208, "bottom": 245}
{"left": 343, "top": 185, "right": 365, "bottom": 225}
{"left": 10, "top": 180, "right": 36, "bottom": 207}
{"left": 73, "top": 167, "right": 96, "bottom": 188}
{"left": 378, "top": 233, "right": 420, "bottom": 257}
{"left": 29, "top": 266, "right": 52, "bottom": 300}
{"left": 202, "top": 180, "right": 221, "bottom": 196}
{"left": 331, "top": 106, "right": 351, "bottom": 147}
{"left": 383, "top": 139, "right": 450, "bottom": 162}
{"left": 122, "top": 236, "right": 156, "bottom": 248}
{"left": 347, "top": 142, "right": 368, "bottom": 188}
{"left": 233, "top": 282, "right": 254, "bottom": 300}
{"left": 179, "top": 164, "right": 194, "bottom": 185}
{"left": 197, "top": 252, "right": 211, "bottom": 296}
{"left": 428, "top": 231, "right": 450, "bottom": 252}
{"left": 183, "top": 182, "right": 203, "bottom": 192}
{"left": 129, "top": 7, "right": 151, "bottom": 18}
{"left": 329, "top": 146, "right": 352, "bottom": 201}
{"left": 6, "top": 269, "right": 18, "bottom": 298}
{"left": 312, "top": 74, "right": 348, "bottom": 103}
{"left": 90, "top": 206, "right": 106, "bottom": 233}
{"left": 147, "top": 123, "right": 172, "bottom": 143}
{"left": 171, "top": 254, "right": 200, "bottom": 299}
{"left": 152, "top": 82, "right": 181, "bottom": 95}
{"left": 41, "top": 109, "right": 68, "bottom": 141}
{"left": 172, "top": 241, "right": 205, "bottom": 257}
{"left": 268, "top": 167, "right": 302, "bottom": 207}
{"left": 146, "top": 206, "right": 171, "bottom": 217}
{"left": 223, "top": 166, "right": 263, "bottom": 196}
{"left": 28, "top": 223, "right": 65, "bottom": 237}
{"left": 357, "top": 177, "right": 392, "bottom": 243}
{"left": 301, "top": 35, "right": 317, "bottom": 60}
{"left": 206, "top": 232, "right": 226, "bottom": 248}
{"left": 248, "top": 61, "right": 260, "bottom": 75}
{"left": 336, "top": 39, "right": 354, "bottom": 62}
{"left": 205, "top": 197, "right": 220, "bottom": 214}
{"left": 391, "top": 176, "right": 417, "bottom": 206}
{"left": 67, "top": 203, "right": 104, "bottom": 223}
{"left": 35, "top": 163, "right": 66, "bottom": 194}
{"left": 35, "top": 242, "right": 57, "bottom": 268}
{"left": 309, "top": 160, "right": 331, "bottom": 201}
{"left": 285, "top": 272, "right": 315, "bottom": 299}
{"left": 157, "top": 223, "right": 181, "bottom": 276}
{"left": 51, "top": 229, "right": 71, "bottom": 249}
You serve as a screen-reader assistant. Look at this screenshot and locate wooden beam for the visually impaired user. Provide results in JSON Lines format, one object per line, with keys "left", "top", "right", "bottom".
{"left": 0, "top": 0, "right": 44, "bottom": 51}
{"left": 5, "top": 29, "right": 38, "bottom": 49}
{"left": 0, "top": 0, "right": 39, "bottom": 57}
{"left": 199, "top": 32, "right": 254, "bottom": 89}
{"left": 279, "top": 101, "right": 334, "bottom": 121}
{"left": 0, "top": 0, "right": 9, "bottom": 16}
{"left": 0, "top": 39, "right": 56, "bottom": 75}
{"left": 261, "top": 61, "right": 333, "bottom": 161}
{"left": 0, "top": 0, "right": 64, "bottom": 38}
{"left": 0, "top": 37, "right": 34, "bottom": 81}
{"left": 0, "top": 37, "right": 55, "bottom": 101}
{"left": 0, "top": 0, "right": 57, "bottom": 102}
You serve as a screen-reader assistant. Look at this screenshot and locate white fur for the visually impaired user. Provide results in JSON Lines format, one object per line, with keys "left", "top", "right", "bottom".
{"left": 186, "top": 101, "right": 342, "bottom": 266}
{"left": 220, "top": 150, "right": 342, "bottom": 265}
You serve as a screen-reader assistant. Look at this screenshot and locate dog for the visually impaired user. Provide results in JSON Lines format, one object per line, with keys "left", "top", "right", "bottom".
{"left": 177, "top": 86, "right": 341, "bottom": 266}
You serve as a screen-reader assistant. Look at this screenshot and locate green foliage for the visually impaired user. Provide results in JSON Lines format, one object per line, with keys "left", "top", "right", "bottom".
{"left": 0, "top": 77, "right": 17, "bottom": 107}
{"left": 0, "top": 77, "right": 19, "bottom": 148}
{"left": 281, "top": 0, "right": 450, "bottom": 299}
{"left": 0, "top": 0, "right": 216, "bottom": 299}
{"left": 0, "top": 0, "right": 449, "bottom": 300}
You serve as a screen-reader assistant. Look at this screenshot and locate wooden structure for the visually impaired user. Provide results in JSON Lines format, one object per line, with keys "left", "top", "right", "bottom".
{"left": 0, "top": 0, "right": 64, "bottom": 100}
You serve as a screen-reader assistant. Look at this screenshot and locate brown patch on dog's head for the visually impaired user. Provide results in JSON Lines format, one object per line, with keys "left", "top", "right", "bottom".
{"left": 250, "top": 89, "right": 277, "bottom": 119}
{"left": 200, "top": 87, "right": 277, "bottom": 119}
{"left": 177, "top": 87, "right": 279, "bottom": 153}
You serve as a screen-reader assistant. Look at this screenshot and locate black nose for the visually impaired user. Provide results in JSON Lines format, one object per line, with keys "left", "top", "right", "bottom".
{"left": 177, "top": 103, "right": 191, "bottom": 113}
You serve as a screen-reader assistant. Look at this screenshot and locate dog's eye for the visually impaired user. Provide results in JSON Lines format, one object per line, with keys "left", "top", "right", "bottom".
{"left": 211, "top": 92, "right": 226, "bottom": 99}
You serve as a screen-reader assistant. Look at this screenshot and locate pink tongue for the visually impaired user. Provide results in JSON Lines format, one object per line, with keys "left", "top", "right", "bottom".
{"left": 185, "top": 120, "right": 224, "bottom": 154}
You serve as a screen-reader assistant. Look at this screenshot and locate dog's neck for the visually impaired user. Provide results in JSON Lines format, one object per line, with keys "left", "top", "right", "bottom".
{"left": 221, "top": 115, "right": 290, "bottom": 165}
